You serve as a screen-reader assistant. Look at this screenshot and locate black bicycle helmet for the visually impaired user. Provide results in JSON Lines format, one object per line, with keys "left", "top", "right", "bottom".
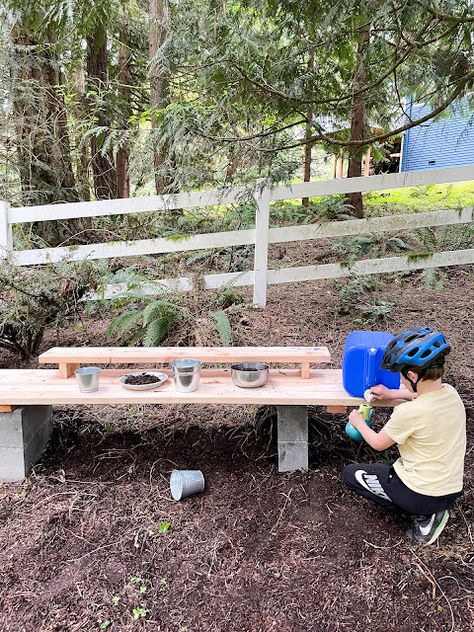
{"left": 381, "top": 326, "right": 450, "bottom": 391}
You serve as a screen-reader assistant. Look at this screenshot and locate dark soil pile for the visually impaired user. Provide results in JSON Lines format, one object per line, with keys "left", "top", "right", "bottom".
{"left": 124, "top": 373, "right": 164, "bottom": 386}
{"left": 0, "top": 266, "right": 473, "bottom": 632}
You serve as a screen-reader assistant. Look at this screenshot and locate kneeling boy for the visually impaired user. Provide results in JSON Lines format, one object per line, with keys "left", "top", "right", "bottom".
{"left": 343, "top": 326, "right": 466, "bottom": 545}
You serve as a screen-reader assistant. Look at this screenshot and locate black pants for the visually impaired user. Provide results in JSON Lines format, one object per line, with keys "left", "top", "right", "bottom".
{"left": 343, "top": 463, "right": 461, "bottom": 516}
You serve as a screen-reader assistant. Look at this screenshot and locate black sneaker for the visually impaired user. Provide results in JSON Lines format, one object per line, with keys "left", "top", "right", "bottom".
{"left": 407, "top": 510, "right": 449, "bottom": 545}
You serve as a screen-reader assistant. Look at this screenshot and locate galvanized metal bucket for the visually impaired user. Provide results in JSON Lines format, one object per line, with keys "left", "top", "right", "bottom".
{"left": 74, "top": 366, "right": 101, "bottom": 392}
{"left": 171, "top": 358, "right": 202, "bottom": 392}
{"left": 170, "top": 469, "right": 205, "bottom": 500}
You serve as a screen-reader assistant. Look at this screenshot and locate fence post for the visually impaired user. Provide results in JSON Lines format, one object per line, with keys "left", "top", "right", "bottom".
{"left": 253, "top": 185, "right": 270, "bottom": 307}
{"left": 0, "top": 201, "right": 12, "bottom": 259}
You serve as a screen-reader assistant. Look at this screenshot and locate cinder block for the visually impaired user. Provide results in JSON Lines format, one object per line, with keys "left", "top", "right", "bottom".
{"left": 0, "top": 408, "right": 25, "bottom": 448}
{"left": 276, "top": 405, "right": 308, "bottom": 442}
{"left": 0, "top": 405, "right": 52, "bottom": 448}
{"left": 0, "top": 447, "right": 27, "bottom": 481}
{"left": 22, "top": 406, "right": 53, "bottom": 444}
{"left": 278, "top": 441, "right": 309, "bottom": 473}
{"left": 0, "top": 406, "right": 52, "bottom": 481}
{"left": 24, "top": 417, "right": 53, "bottom": 470}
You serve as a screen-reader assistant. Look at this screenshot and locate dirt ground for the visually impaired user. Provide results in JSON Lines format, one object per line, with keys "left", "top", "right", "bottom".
{"left": 0, "top": 265, "right": 473, "bottom": 632}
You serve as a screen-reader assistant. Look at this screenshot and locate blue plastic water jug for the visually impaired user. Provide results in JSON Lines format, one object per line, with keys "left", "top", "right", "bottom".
{"left": 342, "top": 331, "right": 400, "bottom": 397}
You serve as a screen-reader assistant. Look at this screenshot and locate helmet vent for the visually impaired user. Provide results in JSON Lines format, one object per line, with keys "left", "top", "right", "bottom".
{"left": 420, "top": 349, "right": 432, "bottom": 358}
{"left": 407, "top": 347, "right": 419, "bottom": 357}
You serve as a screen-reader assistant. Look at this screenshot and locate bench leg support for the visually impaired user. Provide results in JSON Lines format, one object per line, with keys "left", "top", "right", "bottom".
{"left": 0, "top": 406, "right": 52, "bottom": 482}
{"left": 277, "top": 405, "right": 308, "bottom": 473}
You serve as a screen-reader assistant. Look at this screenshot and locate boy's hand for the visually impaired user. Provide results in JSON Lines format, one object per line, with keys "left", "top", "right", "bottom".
{"left": 349, "top": 409, "right": 365, "bottom": 429}
{"left": 370, "top": 385, "right": 392, "bottom": 400}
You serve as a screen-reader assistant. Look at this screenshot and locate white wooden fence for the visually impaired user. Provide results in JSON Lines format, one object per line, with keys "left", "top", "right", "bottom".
{"left": 1, "top": 165, "right": 473, "bottom": 307}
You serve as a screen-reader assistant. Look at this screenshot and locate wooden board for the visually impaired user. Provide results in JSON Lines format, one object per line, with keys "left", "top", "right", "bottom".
{"left": 38, "top": 346, "right": 332, "bottom": 365}
{"left": 0, "top": 368, "right": 398, "bottom": 408}
{"left": 326, "top": 405, "right": 348, "bottom": 414}
{"left": 0, "top": 405, "right": 17, "bottom": 413}
{"left": 38, "top": 346, "right": 332, "bottom": 380}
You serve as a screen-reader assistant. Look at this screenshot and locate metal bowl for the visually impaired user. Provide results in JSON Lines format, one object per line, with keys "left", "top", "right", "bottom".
{"left": 231, "top": 362, "right": 269, "bottom": 388}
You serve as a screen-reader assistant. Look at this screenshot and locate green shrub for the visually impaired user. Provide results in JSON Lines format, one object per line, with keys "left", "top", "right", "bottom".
{"left": 336, "top": 275, "right": 394, "bottom": 323}
{"left": 271, "top": 195, "right": 353, "bottom": 225}
{"left": 106, "top": 280, "right": 247, "bottom": 348}
{"left": 0, "top": 261, "right": 95, "bottom": 358}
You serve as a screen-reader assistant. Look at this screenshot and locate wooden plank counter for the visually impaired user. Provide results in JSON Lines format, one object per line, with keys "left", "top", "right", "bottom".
{"left": 0, "top": 367, "right": 400, "bottom": 408}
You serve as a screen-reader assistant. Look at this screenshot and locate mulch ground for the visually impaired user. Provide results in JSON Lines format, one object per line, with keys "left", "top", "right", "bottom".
{"left": 0, "top": 263, "right": 473, "bottom": 632}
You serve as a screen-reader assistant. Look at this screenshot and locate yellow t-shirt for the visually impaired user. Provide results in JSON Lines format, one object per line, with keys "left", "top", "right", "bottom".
{"left": 383, "top": 384, "right": 466, "bottom": 496}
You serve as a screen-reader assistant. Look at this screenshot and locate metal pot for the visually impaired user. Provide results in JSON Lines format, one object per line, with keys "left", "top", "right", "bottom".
{"left": 231, "top": 362, "right": 269, "bottom": 388}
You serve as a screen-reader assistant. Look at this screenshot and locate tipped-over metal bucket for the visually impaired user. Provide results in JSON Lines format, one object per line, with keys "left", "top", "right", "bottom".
{"left": 170, "top": 469, "right": 205, "bottom": 500}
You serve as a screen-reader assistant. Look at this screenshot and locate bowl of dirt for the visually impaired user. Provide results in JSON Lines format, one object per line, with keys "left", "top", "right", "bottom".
{"left": 118, "top": 371, "right": 168, "bottom": 390}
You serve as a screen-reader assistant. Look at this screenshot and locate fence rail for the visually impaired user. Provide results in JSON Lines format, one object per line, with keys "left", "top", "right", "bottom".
{"left": 1, "top": 165, "right": 474, "bottom": 306}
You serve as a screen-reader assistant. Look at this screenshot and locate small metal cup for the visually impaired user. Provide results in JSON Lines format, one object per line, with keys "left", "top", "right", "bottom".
{"left": 170, "top": 469, "right": 205, "bottom": 500}
{"left": 171, "top": 358, "right": 201, "bottom": 392}
{"left": 74, "top": 366, "right": 101, "bottom": 392}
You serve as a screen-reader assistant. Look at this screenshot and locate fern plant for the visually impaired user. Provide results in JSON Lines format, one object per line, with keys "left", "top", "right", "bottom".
{"left": 105, "top": 265, "right": 250, "bottom": 348}
{"left": 211, "top": 310, "right": 232, "bottom": 346}
{"left": 107, "top": 285, "right": 245, "bottom": 347}
{"left": 214, "top": 285, "right": 246, "bottom": 309}
{"left": 107, "top": 297, "right": 183, "bottom": 346}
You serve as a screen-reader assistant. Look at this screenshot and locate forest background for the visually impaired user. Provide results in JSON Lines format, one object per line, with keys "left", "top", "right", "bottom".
{"left": 0, "top": 0, "right": 473, "bottom": 358}
{"left": 1, "top": 0, "right": 474, "bottom": 235}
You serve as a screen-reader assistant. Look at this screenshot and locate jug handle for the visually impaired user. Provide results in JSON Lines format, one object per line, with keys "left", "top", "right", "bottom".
{"left": 365, "top": 347, "right": 377, "bottom": 388}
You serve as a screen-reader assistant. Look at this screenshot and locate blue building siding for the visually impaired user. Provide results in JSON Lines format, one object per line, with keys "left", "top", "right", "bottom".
{"left": 401, "top": 98, "right": 474, "bottom": 172}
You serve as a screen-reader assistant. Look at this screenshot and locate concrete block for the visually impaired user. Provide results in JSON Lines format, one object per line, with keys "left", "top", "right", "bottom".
{"left": 0, "top": 408, "right": 25, "bottom": 448}
{"left": 0, "top": 406, "right": 52, "bottom": 481}
{"left": 0, "top": 447, "right": 27, "bottom": 481}
{"left": 22, "top": 406, "right": 53, "bottom": 444}
{"left": 276, "top": 405, "right": 308, "bottom": 442}
{"left": 24, "top": 416, "right": 53, "bottom": 470}
{"left": 0, "top": 405, "right": 52, "bottom": 448}
{"left": 276, "top": 405, "right": 309, "bottom": 472}
{"left": 277, "top": 441, "right": 309, "bottom": 473}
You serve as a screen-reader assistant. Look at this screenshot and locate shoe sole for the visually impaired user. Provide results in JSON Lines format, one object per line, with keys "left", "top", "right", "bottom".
{"left": 424, "top": 510, "right": 449, "bottom": 546}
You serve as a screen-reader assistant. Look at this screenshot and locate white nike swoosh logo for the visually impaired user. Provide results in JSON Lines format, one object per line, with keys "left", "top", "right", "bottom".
{"left": 354, "top": 469, "right": 391, "bottom": 501}
{"left": 354, "top": 469, "right": 371, "bottom": 493}
{"left": 419, "top": 514, "right": 436, "bottom": 536}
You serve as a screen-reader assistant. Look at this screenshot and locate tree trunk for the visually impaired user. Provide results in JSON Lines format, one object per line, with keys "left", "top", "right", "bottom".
{"left": 116, "top": 28, "right": 132, "bottom": 198}
{"left": 225, "top": 147, "right": 238, "bottom": 183}
{"left": 12, "top": 27, "right": 82, "bottom": 245}
{"left": 346, "top": 25, "right": 370, "bottom": 219}
{"left": 72, "top": 65, "right": 91, "bottom": 201}
{"left": 86, "top": 23, "right": 117, "bottom": 200}
{"left": 302, "top": 52, "right": 314, "bottom": 208}
{"left": 149, "top": 0, "right": 176, "bottom": 195}
{"left": 302, "top": 112, "right": 313, "bottom": 208}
